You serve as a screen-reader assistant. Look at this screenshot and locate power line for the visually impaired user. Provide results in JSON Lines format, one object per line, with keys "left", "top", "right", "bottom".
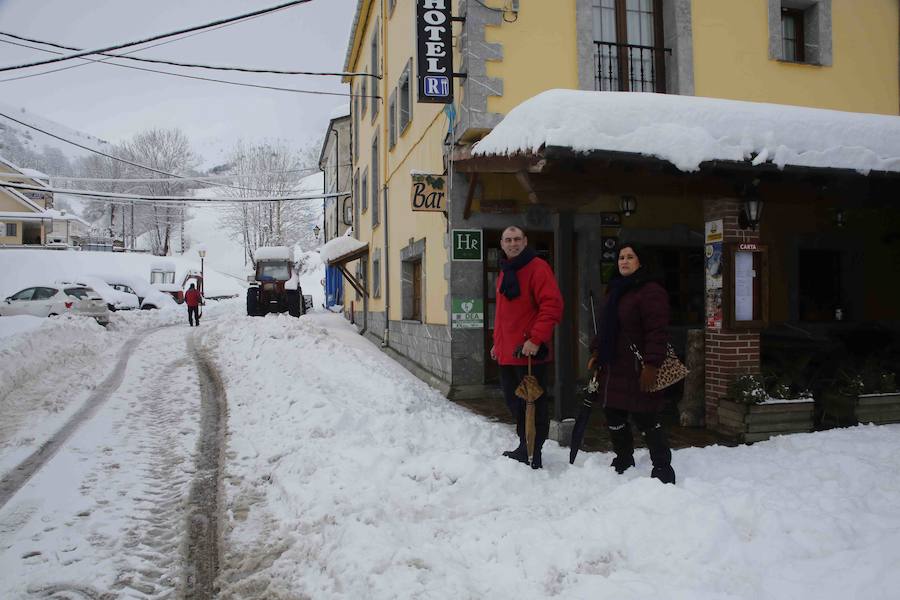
{"left": 0, "top": 166, "right": 346, "bottom": 183}
{"left": 0, "top": 39, "right": 376, "bottom": 97}
{"left": 0, "top": 180, "right": 346, "bottom": 203}
{"left": 0, "top": 31, "right": 379, "bottom": 79}
{"left": 0, "top": 109, "right": 308, "bottom": 194}
{"left": 0, "top": 0, "right": 316, "bottom": 73}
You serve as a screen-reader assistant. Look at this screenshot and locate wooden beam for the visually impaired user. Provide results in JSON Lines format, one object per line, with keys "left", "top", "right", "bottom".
{"left": 515, "top": 170, "right": 540, "bottom": 204}
{"left": 337, "top": 264, "right": 368, "bottom": 298}
{"left": 463, "top": 172, "right": 479, "bottom": 220}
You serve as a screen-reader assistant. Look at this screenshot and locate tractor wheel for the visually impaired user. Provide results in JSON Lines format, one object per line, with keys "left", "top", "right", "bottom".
{"left": 247, "top": 287, "right": 260, "bottom": 316}
{"left": 286, "top": 290, "right": 302, "bottom": 317}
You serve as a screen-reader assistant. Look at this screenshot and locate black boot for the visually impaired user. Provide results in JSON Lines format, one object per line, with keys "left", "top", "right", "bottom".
{"left": 502, "top": 440, "right": 529, "bottom": 464}
{"left": 530, "top": 444, "right": 543, "bottom": 469}
{"left": 608, "top": 422, "right": 635, "bottom": 474}
{"left": 644, "top": 424, "right": 676, "bottom": 484}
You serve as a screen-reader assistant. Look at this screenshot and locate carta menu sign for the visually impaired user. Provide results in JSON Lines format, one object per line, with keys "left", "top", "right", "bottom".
{"left": 416, "top": 0, "right": 453, "bottom": 104}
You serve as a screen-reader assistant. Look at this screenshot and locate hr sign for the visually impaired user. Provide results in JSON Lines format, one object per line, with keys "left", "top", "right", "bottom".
{"left": 416, "top": 0, "right": 453, "bottom": 103}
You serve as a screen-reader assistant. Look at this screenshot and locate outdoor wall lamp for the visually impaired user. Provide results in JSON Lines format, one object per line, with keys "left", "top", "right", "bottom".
{"left": 313, "top": 224, "right": 321, "bottom": 239}
{"left": 620, "top": 195, "right": 637, "bottom": 217}
{"left": 738, "top": 182, "right": 763, "bottom": 230}
{"left": 834, "top": 209, "right": 845, "bottom": 228}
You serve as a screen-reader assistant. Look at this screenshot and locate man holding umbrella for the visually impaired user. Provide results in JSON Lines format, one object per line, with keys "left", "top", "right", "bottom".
{"left": 490, "top": 226, "right": 563, "bottom": 469}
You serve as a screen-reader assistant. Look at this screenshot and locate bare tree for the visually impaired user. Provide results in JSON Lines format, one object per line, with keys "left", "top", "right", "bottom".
{"left": 119, "top": 129, "right": 198, "bottom": 255}
{"left": 218, "top": 141, "right": 321, "bottom": 265}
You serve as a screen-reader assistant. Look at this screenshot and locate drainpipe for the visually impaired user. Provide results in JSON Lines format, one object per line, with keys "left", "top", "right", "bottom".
{"left": 380, "top": 0, "right": 390, "bottom": 348}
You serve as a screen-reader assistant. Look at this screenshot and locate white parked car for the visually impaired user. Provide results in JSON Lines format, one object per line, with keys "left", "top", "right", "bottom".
{"left": 63, "top": 277, "right": 139, "bottom": 312}
{"left": 0, "top": 284, "right": 110, "bottom": 325}
{"left": 95, "top": 274, "right": 177, "bottom": 310}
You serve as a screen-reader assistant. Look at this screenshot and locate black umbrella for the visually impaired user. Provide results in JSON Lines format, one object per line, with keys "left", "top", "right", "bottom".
{"left": 569, "top": 373, "right": 598, "bottom": 464}
{"left": 570, "top": 291, "right": 600, "bottom": 464}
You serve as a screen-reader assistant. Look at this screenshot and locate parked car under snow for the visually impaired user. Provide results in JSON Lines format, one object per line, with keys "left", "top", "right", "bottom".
{"left": 94, "top": 274, "right": 178, "bottom": 310}
{"left": 0, "top": 284, "right": 109, "bottom": 325}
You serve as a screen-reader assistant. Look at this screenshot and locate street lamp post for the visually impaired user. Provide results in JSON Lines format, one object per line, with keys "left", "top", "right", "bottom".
{"left": 198, "top": 247, "right": 207, "bottom": 295}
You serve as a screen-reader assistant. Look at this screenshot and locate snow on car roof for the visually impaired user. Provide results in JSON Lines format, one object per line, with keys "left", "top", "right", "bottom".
{"left": 254, "top": 246, "right": 293, "bottom": 262}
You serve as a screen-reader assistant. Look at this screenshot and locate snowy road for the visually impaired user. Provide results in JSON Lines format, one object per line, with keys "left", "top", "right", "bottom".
{"left": 3, "top": 304, "right": 900, "bottom": 599}
{"left": 0, "top": 321, "right": 221, "bottom": 599}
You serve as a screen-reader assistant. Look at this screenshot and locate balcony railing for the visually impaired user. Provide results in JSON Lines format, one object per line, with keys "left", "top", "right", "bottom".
{"left": 594, "top": 41, "right": 672, "bottom": 93}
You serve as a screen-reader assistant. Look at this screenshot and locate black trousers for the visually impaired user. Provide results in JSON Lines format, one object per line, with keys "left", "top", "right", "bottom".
{"left": 499, "top": 363, "right": 550, "bottom": 448}
{"left": 188, "top": 306, "right": 200, "bottom": 326}
{"left": 603, "top": 406, "right": 660, "bottom": 433}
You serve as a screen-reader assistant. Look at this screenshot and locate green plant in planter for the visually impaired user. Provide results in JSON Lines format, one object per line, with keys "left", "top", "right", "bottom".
{"left": 728, "top": 374, "right": 768, "bottom": 405}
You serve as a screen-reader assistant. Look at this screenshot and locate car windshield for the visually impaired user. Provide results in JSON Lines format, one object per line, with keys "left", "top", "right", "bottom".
{"left": 258, "top": 263, "right": 290, "bottom": 280}
{"left": 64, "top": 287, "right": 91, "bottom": 299}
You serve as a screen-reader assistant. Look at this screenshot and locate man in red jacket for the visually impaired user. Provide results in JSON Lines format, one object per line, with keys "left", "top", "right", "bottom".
{"left": 184, "top": 283, "right": 203, "bottom": 326}
{"left": 490, "top": 226, "right": 563, "bottom": 469}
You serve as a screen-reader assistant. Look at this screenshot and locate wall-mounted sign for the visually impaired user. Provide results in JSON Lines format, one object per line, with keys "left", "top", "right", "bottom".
{"left": 410, "top": 174, "right": 446, "bottom": 212}
{"left": 451, "top": 297, "right": 483, "bottom": 329}
{"left": 452, "top": 229, "right": 482, "bottom": 261}
{"left": 416, "top": 0, "right": 453, "bottom": 104}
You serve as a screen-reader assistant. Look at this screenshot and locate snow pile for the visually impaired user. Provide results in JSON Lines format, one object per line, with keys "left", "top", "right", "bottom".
{"left": 0, "top": 315, "right": 110, "bottom": 407}
{"left": 472, "top": 90, "right": 900, "bottom": 174}
{"left": 319, "top": 233, "right": 366, "bottom": 263}
{"left": 205, "top": 310, "right": 900, "bottom": 599}
{"left": 0, "top": 249, "right": 244, "bottom": 300}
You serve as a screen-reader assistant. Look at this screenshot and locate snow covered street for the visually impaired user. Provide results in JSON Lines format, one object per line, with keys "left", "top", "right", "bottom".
{"left": 1, "top": 302, "right": 900, "bottom": 599}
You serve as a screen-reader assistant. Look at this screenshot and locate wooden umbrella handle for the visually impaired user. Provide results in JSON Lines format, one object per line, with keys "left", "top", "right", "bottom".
{"left": 527, "top": 354, "right": 532, "bottom": 376}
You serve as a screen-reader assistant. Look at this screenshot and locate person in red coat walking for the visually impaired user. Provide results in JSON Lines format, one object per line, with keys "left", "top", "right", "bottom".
{"left": 184, "top": 283, "right": 203, "bottom": 327}
{"left": 491, "top": 226, "right": 563, "bottom": 469}
{"left": 588, "top": 243, "right": 676, "bottom": 484}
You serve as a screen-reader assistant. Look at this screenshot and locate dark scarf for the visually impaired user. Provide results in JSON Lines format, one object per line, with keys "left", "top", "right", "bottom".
{"left": 499, "top": 246, "right": 536, "bottom": 300}
{"left": 597, "top": 267, "right": 652, "bottom": 366}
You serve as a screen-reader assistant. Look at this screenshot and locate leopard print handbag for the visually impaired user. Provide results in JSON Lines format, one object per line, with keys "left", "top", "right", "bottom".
{"left": 628, "top": 341, "right": 689, "bottom": 392}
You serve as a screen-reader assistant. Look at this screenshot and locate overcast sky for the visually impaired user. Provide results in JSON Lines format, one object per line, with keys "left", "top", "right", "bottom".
{"left": 0, "top": 0, "right": 357, "bottom": 167}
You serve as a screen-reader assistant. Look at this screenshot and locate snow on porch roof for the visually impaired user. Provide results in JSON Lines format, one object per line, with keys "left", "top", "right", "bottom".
{"left": 471, "top": 90, "right": 900, "bottom": 175}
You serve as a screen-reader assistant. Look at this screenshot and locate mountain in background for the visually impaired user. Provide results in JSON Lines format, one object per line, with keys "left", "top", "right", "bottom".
{"left": 0, "top": 101, "right": 114, "bottom": 176}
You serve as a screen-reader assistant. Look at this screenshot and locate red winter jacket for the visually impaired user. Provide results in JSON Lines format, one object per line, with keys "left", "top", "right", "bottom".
{"left": 184, "top": 288, "right": 203, "bottom": 308}
{"left": 493, "top": 256, "right": 563, "bottom": 366}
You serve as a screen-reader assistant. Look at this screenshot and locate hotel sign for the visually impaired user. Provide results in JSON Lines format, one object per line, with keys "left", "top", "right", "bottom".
{"left": 416, "top": 0, "right": 453, "bottom": 103}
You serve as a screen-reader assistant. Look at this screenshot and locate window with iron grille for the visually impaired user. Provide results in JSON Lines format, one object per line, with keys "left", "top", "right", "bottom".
{"left": 6, "top": 222, "right": 17, "bottom": 237}
{"left": 371, "top": 135, "right": 380, "bottom": 227}
{"left": 591, "top": 0, "right": 668, "bottom": 93}
{"left": 361, "top": 74, "right": 368, "bottom": 117}
{"left": 353, "top": 170, "right": 360, "bottom": 226}
{"left": 399, "top": 59, "right": 413, "bottom": 133}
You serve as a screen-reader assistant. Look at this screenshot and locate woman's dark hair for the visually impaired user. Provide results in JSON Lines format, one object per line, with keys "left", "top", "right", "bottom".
{"left": 610, "top": 241, "right": 662, "bottom": 282}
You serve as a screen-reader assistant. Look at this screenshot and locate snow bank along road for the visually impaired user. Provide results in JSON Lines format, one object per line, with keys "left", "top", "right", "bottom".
{"left": 0, "top": 316, "right": 226, "bottom": 599}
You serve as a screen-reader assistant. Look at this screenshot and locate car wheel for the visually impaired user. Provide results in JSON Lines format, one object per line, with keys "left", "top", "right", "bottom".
{"left": 286, "top": 290, "right": 301, "bottom": 317}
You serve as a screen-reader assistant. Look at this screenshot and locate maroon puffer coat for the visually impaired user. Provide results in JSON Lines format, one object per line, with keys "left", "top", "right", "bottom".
{"left": 590, "top": 280, "right": 670, "bottom": 413}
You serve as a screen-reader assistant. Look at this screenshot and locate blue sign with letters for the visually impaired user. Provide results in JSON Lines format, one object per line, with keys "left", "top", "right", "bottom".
{"left": 416, "top": 0, "right": 454, "bottom": 104}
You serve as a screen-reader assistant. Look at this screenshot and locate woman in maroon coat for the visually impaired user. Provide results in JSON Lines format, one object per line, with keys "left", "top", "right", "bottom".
{"left": 589, "top": 243, "right": 676, "bottom": 484}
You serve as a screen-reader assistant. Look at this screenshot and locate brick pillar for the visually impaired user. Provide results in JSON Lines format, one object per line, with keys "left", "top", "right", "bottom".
{"left": 704, "top": 198, "right": 761, "bottom": 426}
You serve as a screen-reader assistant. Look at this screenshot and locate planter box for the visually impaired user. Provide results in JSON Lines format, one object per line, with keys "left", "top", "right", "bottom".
{"left": 717, "top": 398, "right": 815, "bottom": 443}
{"left": 856, "top": 392, "right": 900, "bottom": 425}
{"left": 820, "top": 392, "right": 900, "bottom": 426}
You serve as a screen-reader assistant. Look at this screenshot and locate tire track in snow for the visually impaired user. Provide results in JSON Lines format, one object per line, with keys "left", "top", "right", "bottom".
{"left": 182, "top": 333, "right": 227, "bottom": 599}
{"left": 0, "top": 326, "right": 168, "bottom": 510}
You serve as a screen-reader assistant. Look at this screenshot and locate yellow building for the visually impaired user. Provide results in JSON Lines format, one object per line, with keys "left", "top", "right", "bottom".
{"left": 340, "top": 0, "right": 900, "bottom": 435}
{"left": 0, "top": 157, "right": 53, "bottom": 246}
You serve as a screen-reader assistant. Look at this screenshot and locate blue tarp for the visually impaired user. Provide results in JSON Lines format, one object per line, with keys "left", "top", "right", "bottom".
{"left": 325, "top": 264, "right": 343, "bottom": 308}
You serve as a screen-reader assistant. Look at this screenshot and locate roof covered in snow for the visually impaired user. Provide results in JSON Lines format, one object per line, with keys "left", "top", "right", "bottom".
{"left": 471, "top": 90, "right": 900, "bottom": 175}
{"left": 254, "top": 246, "right": 293, "bottom": 262}
{"left": 319, "top": 234, "right": 367, "bottom": 264}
